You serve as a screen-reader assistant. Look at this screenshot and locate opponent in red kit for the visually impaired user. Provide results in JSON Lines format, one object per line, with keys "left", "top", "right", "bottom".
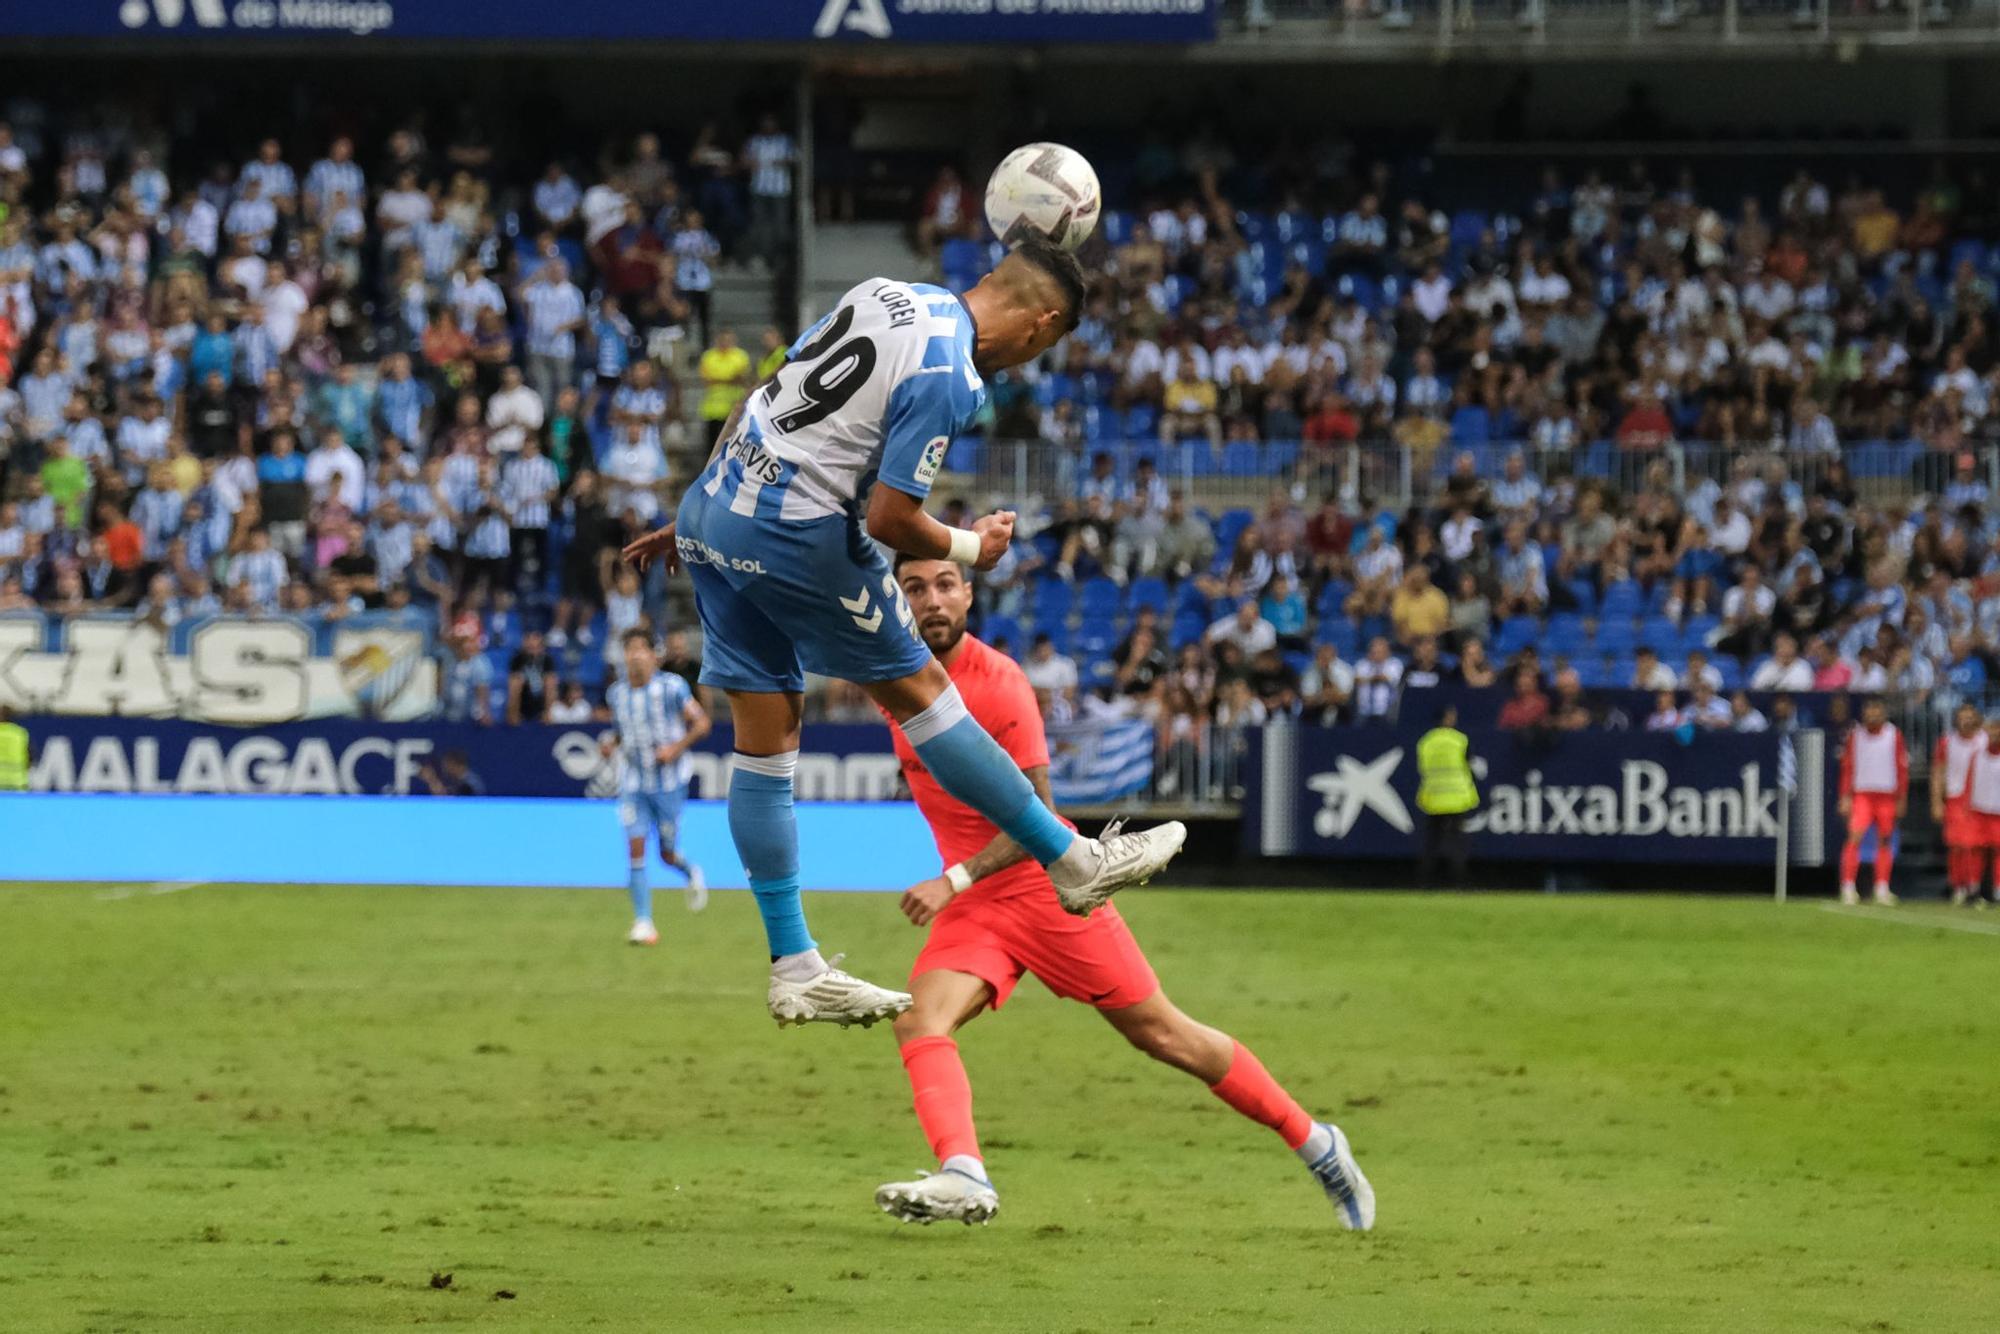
{"left": 1838, "top": 696, "right": 1907, "bottom": 905}
{"left": 1963, "top": 715, "right": 2000, "bottom": 904}
{"left": 1931, "top": 702, "right": 1983, "bottom": 906}
{"left": 871, "top": 555, "right": 1373, "bottom": 1230}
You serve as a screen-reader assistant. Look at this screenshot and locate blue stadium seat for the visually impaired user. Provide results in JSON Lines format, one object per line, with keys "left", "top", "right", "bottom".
{"left": 1123, "top": 403, "right": 1160, "bottom": 442}
{"left": 1175, "top": 440, "right": 1217, "bottom": 476}
{"left": 1449, "top": 210, "right": 1490, "bottom": 249}
{"left": 1032, "top": 579, "right": 1075, "bottom": 625}
{"left": 1076, "top": 620, "right": 1121, "bottom": 656}
{"left": 1128, "top": 576, "right": 1170, "bottom": 615}
{"left": 1595, "top": 619, "right": 1638, "bottom": 657}
{"left": 1575, "top": 657, "right": 1609, "bottom": 689}
{"left": 1222, "top": 440, "right": 1262, "bottom": 477}
{"left": 1564, "top": 579, "right": 1598, "bottom": 617}
{"left": 1545, "top": 614, "right": 1589, "bottom": 657}
{"left": 1607, "top": 656, "right": 1637, "bottom": 687}
{"left": 941, "top": 238, "right": 983, "bottom": 280}
{"left": 1716, "top": 657, "right": 1745, "bottom": 689}
{"left": 1171, "top": 611, "right": 1209, "bottom": 650}
{"left": 982, "top": 614, "right": 1023, "bottom": 652}
{"left": 1495, "top": 616, "right": 1540, "bottom": 657}
{"left": 1235, "top": 210, "right": 1271, "bottom": 242}
{"left": 1084, "top": 655, "right": 1117, "bottom": 690}
{"left": 1639, "top": 615, "right": 1680, "bottom": 656}
{"left": 1316, "top": 617, "right": 1359, "bottom": 655}
{"left": 1264, "top": 440, "right": 1300, "bottom": 475}
{"left": 1175, "top": 580, "right": 1212, "bottom": 616}
{"left": 1315, "top": 579, "right": 1353, "bottom": 620}
{"left": 1101, "top": 210, "right": 1134, "bottom": 247}
{"left": 1600, "top": 580, "right": 1643, "bottom": 620}
{"left": 1682, "top": 615, "right": 1721, "bottom": 653}
{"left": 1215, "top": 508, "right": 1256, "bottom": 554}
{"left": 1079, "top": 576, "right": 1124, "bottom": 619}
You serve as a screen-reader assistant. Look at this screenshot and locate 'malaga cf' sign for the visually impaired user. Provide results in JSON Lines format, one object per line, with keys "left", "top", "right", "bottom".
{"left": 0, "top": 615, "right": 435, "bottom": 723}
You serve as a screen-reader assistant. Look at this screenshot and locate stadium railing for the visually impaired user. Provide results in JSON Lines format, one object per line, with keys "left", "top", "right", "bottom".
{"left": 949, "top": 437, "right": 1995, "bottom": 514}
{"left": 1223, "top": 0, "right": 1986, "bottom": 45}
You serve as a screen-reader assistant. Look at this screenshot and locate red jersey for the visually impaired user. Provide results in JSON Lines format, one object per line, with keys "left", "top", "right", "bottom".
{"left": 1936, "top": 731, "right": 1981, "bottom": 802}
{"left": 885, "top": 635, "right": 1074, "bottom": 903}
{"left": 1839, "top": 722, "right": 1908, "bottom": 799}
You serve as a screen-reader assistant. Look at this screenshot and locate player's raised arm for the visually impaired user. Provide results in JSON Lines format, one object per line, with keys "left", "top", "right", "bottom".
{"left": 866, "top": 484, "right": 1015, "bottom": 571}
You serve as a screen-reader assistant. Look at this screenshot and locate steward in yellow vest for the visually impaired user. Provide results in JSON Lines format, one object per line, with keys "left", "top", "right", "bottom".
{"left": 1415, "top": 705, "right": 1476, "bottom": 888}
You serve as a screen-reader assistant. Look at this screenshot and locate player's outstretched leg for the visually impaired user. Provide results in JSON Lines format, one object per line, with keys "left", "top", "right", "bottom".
{"left": 877, "top": 973, "right": 999, "bottom": 1225}
{"left": 876, "top": 672, "right": 1187, "bottom": 915}
{"left": 729, "top": 746, "right": 910, "bottom": 1027}
{"left": 1104, "top": 994, "right": 1376, "bottom": 1231}
{"left": 623, "top": 833, "right": 658, "bottom": 946}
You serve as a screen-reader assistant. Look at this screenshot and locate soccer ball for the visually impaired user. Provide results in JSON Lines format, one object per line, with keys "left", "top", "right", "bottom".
{"left": 984, "top": 143, "right": 1102, "bottom": 252}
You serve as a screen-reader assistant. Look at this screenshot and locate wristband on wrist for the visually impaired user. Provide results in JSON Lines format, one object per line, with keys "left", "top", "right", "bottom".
{"left": 945, "top": 526, "right": 982, "bottom": 565}
{"left": 943, "top": 863, "right": 974, "bottom": 894}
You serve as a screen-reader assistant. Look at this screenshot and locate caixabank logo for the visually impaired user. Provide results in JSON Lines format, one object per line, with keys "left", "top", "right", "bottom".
{"left": 118, "top": 0, "right": 396, "bottom": 35}
{"left": 1308, "top": 748, "right": 1782, "bottom": 842}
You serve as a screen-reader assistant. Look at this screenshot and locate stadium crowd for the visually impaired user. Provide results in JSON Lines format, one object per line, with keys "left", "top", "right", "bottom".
{"left": 1, "top": 99, "right": 1998, "bottom": 745}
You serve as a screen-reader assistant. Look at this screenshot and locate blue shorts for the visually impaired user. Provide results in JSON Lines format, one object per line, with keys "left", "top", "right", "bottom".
{"left": 676, "top": 487, "right": 931, "bottom": 694}
{"left": 619, "top": 788, "right": 686, "bottom": 844}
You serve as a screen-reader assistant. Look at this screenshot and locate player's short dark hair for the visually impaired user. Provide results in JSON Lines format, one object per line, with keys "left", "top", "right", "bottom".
{"left": 621, "top": 627, "right": 655, "bottom": 650}
{"left": 1008, "top": 234, "right": 1086, "bottom": 332}
{"left": 892, "top": 550, "right": 970, "bottom": 580}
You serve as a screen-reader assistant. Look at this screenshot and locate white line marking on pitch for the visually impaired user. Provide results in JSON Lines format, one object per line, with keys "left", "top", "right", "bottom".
{"left": 1817, "top": 904, "right": 2000, "bottom": 937}
{"left": 95, "top": 881, "right": 207, "bottom": 902}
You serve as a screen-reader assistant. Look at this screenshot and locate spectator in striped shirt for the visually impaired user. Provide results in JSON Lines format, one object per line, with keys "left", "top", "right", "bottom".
{"left": 374, "top": 353, "right": 432, "bottom": 451}
{"left": 671, "top": 211, "right": 719, "bottom": 346}
{"left": 589, "top": 294, "right": 636, "bottom": 420}
{"left": 741, "top": 113, "right": 796, "bottom": 272}
{"left": 502, "top": 435, "right": 559, "bottom": 592}
{"left": 229, "top": 527, "right": 289, "bottom": 613}
{"left": 534, "top": 162, "right": 581, "bottom": 233}
{"left": 303, "top": 137, "right": 363, "bottom": 221}
{"left": 521, "top": 258, "right": 585, "bottom": 412}
{"left": 460, "top": 457, "right": 511, "bottom": 600}
{"left": 610, "top": 359, "right": 669, "bottom": 452}
{"left": 369, "top": 499, "right": 416, "bottom": 591}
{"left": 224, "top": 178, "right": 278, "bottom": 255}
{"left": 129, "top": 464, "right": 185, "bottom": 568}
{"left": 438, "top": 629, "right": 495, "bottom": 725}
{"left": 239, "top": 139, "right": 296, "bottom": 207}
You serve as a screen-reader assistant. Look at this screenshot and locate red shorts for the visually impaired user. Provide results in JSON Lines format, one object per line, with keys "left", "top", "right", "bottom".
{"left": 1979, "top": 811, "right": 2000, "bottom": 847}
{"left": 1944, "top": 796, "right": 1977, "bottom": 849}
{"left": 913, "top": 890, "right": 1160, "bottom": 1012}
{"left": 1846, "top": 792, "right": 1899, "bottom": 839}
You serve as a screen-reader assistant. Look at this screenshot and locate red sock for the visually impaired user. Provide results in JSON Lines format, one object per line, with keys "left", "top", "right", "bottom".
{"left": 1874, "top": 841, "right": 1895, "bottom": 889}
{"left": 1208, "top": 1040, "right": 1314, "bottom": 1150}
{"left": 899, "top": 1035, "right": 980, "bottom": 1163}
{"left": 1839, "top": 840, "right": 1862, "bottom": 883}
{"left": 1951, "top": 847, "right": 1971, "bottom": 888}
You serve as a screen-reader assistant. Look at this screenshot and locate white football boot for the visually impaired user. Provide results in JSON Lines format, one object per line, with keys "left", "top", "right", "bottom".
{"left": 1872, "top": 883, "right": 1899, "bottom": 906}
{"left": 1303, "top": 1122, "right": 1376, "bottom": 1231}
{"left": 627, "top": 919, "right": 659, "bottom": 946}
{"left": 1050, "top": 818, "right": 1189, "bottom": 917}
{"left": 683, "top": 864, "right": 709, "bottom": 914}
{"left": 876, "top": 1168, "right": 999, "bottom": 1225}
{"left": 768, "top": 955, "right": 911, "bottom": 1028}
{"left": 1838, "top": 882, "right": 1861, "bottom": 905}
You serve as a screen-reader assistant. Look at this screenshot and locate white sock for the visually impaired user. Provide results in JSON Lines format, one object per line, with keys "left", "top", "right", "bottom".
{"left": 941, "top": 1153, "right": 988, "bottom": 1183}
{"left": 772, "top": 948, "right": 827, "bottom": 981}
{"left": 1047, "top": 835, "right": 1102, "bottom": 889}
{"left": 1294, "top": 1123, "right": 1335, "bottom": 1165}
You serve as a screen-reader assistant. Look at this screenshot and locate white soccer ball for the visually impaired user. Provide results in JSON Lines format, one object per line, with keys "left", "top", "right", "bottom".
{"left": 984, "top": 143, "right": 1102, "bottom": 252}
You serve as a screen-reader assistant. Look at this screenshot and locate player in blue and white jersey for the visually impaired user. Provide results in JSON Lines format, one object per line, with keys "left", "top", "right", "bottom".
{"left": 603, "top": 628, "right": 711, "bottom": 946}
{"left": 622, "top": 237, "right": 1186, "bottom": 1028}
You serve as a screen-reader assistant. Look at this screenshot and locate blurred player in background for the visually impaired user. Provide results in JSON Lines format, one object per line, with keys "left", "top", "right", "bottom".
{"left": 621, "top": 237, "right": 1186, "bottom": 1027}
{"left": 1838, "top": 696, "right": 1906, "bottom": 906}
{"left": 604, "top": 628, "right": 710, "bottom": 945}
{"left": 1965, "top": 715, "right": 2000, "bottom": 904}
{"left": 1932, "top": 702, "right": 1983, "bottom": 906}
{"left": 869, "top": 556, "right": 1373, "bottom": 1230}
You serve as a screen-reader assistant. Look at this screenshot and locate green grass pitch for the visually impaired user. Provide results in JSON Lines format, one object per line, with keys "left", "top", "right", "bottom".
{"left": 3, "top": 883, "right": 1998, "bottom": 1332}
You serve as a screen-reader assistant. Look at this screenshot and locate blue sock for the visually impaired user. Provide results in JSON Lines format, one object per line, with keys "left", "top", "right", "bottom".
{"left": 905, "top": 686, "right": 1076, "bottom": 867}
{"left": 627, "top": 861, "right": 652, "bottom": 921}
{"left": 728, "top": 752, "right": 816, "bottom": 958}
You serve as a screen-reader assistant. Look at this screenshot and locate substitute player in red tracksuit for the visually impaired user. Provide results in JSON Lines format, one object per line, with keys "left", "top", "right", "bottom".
{"left": 1964, "top": 716, "right": 2000, "bottom": 903}
{"left": 1839, "top": 697, "right": 1907, "bottom": 905}
{"left": 1931, "top": 702, "right": 1983, "bottom": 906}
{"left": 872, "top": 554, "right": 1373, "bottom": 1230}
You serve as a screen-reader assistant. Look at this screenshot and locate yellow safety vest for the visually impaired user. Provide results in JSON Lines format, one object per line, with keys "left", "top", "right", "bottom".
{"left": 0, "top": 721, "right": 28, "bottom": 792}
{"left": 1415, "top": 726, "right": 1477, "bottom": 815}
